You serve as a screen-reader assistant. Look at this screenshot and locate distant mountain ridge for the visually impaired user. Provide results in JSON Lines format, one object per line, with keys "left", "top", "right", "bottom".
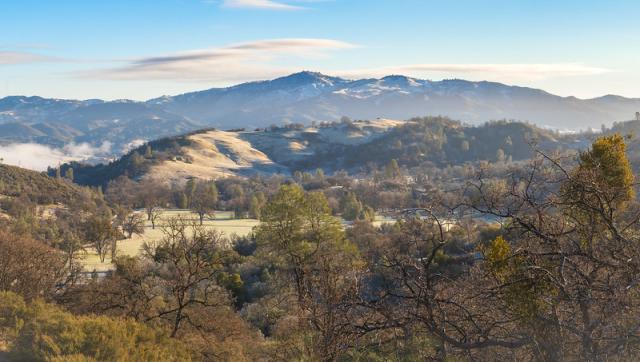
{"left": 1, "top": 71, "right": 640, "bottom": 158}
{"left": 151, "top": 71, "right": 640, "bottom": 130}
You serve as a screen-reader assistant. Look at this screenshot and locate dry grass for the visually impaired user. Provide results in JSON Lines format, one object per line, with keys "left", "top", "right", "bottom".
{"left": 144, "top": 131, "right": 282, "bottom": 184}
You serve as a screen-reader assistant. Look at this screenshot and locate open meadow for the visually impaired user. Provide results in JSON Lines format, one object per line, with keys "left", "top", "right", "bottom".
{"left": 80, "top": 209, "right": 260, "bottom": 272}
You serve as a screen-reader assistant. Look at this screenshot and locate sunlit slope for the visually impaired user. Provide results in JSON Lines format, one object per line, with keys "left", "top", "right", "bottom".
{"left": 143, "top": 130, "right": 288, "bottom": 183}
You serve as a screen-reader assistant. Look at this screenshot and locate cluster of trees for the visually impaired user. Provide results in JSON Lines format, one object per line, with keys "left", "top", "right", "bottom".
{"left": 262, "top": 116, "right": 365, "bottom": 132}
{"left": 247, "top": 133, "right": 640, "bottom": 360}
{"left": 61, "top": 219, "right": 262, "bottom": 359}
{"left": 105, "top": 176, "right": 253, "bottom": 223}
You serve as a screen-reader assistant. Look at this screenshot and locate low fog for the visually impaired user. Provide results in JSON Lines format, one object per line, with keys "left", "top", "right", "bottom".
{"left": 0, "top": 142, "right": 112, "bottom": 171}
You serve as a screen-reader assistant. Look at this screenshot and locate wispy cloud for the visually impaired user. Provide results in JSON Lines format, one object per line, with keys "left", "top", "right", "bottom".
{"left": 221, "top": 0, "right": 303, "bottom": 10}
{"left": 337, "top": 63, "right": 611, "bottom": 81}
{"left": 0, "top": 51, "right": 58, "bottom": 65}
{"left": 91, "top": 38, "right": 356, "bottom": 82}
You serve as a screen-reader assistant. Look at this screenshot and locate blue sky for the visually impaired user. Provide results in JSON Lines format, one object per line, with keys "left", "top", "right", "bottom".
{"left": 1, "top": 0, "right": 639, "bottom": 100}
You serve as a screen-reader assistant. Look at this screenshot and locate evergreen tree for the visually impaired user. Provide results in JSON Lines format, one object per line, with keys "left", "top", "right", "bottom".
{"left": 384, "top": 159, "right": 401, "bottom": 179}
{"left": 249, "top": 192, "right": 266, "bottom": 219}
{"left": 496, "top": 148, "right": 506, "bottom": 163}
{"left": 191, "top": 180, "right": 218, "bottom": 225}
{"left": 64, "top": 167, "right": 74, "bottom": 181}
{"left": 178, "top": 192, "right": 188, "bottom": 209}
{"left": 144, "top": 144, "right": 153, "bottom": 158}
{"left": 184, "top": 178, "right": 196, "bottom": 208}
{"left": 461, "top": 140, "right": 470, "bottom": 152}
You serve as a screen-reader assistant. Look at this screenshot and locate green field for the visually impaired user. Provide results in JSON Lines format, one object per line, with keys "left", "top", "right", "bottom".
{"left": 80, "top": 210, "right": 260, "bottom": 272}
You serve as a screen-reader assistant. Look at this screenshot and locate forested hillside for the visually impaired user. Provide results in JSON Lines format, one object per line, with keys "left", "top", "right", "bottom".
{"left": 0, "top": 164, "right": 93, "bottom": 204}
{"left": 297, "top": 117, "right": 581, "bottom": 170}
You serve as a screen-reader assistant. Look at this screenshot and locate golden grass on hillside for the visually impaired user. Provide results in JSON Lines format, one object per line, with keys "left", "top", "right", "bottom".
{"left": 144, "top": 131, "right": 280, "bottom": 184}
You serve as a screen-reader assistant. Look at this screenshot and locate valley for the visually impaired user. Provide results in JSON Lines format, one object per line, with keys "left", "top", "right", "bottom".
{"left": 4, "top": 1, "right": 640, "bottom": 359}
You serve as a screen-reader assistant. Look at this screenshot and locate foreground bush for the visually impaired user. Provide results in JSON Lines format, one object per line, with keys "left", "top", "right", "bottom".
{"left": 0, "top": 291, "right": 192, "bottom": 361}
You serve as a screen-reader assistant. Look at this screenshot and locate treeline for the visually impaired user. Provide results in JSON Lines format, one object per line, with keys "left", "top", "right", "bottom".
{"left": 103, "top": 172, "right": 375, "bottom": 223}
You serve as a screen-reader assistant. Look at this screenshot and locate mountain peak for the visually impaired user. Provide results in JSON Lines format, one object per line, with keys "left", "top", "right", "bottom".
{"left": 381, "top": 74, "right": 413, "bottom": 81}
{"left": 289, "top": 70, "right": 327, "bottom": 78}
{"left": 379, "top": 75, "right": 423, "bottom": 87}
{"left": 271, "top": 71, "right": 346, "bottom": 87}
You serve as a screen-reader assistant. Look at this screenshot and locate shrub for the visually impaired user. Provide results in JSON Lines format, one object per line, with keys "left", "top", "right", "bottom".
{"left": 0, "top": 292, "right": 193, "bottom": 361}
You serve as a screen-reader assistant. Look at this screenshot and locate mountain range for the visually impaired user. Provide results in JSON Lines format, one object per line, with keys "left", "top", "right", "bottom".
{"left": 1, "top": 71, "right": 639, "bottom": 158}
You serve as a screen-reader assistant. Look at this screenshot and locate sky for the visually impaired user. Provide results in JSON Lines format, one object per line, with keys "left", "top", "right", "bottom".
{"left": 1, "top": 0, "right": 639, "bottom": 100}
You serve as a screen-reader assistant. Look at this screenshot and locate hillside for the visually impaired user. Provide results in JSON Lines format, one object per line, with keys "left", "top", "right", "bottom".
{"left": 143, "top": 130, "right": 288, "bottom": 183}
{"left": 240, "top": 118, "right": 404, "bottom": 164}
{"left": 57, "top": 117, "right": 584, "bottom": 186}
{"left": 0, "top": 164, "right": 90, "bottom": 205}
{"left": 323, "top": 118, "right": 583, "bottom": 170}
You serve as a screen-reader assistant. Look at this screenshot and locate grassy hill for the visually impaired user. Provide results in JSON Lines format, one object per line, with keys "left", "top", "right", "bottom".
{"left": 55, "top": 119, "right": 402, "bottom": 186}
